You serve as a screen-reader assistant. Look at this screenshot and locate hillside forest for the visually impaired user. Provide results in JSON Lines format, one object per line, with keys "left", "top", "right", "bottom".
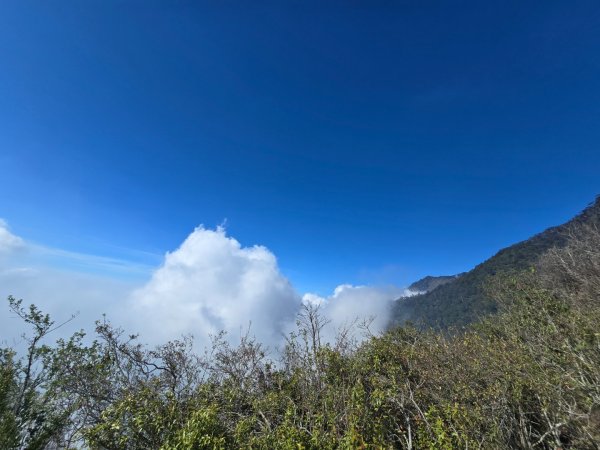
{"left": 1, "top": 200, "right": 599, "bottom": 449}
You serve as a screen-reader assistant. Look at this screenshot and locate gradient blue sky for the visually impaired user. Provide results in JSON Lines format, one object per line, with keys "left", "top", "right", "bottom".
{"left": 1, "top": 1, "right": 599, "bottom": 295}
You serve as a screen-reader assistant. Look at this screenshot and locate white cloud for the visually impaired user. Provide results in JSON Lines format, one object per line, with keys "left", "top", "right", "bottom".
{"left": 0, "top": 221, "right": 141, "bottom": 347}
{"left": 126, "top": 226, "right": 301, "bottom": 348}
{"left": 301, "top": 284, "right": 409, "bottom": 344}
{"left": 0, "top": 221, "right": 410, "bottom": 354}
{"left": 0, "top": 219, "right": 24, "bottom": 254}
{"left": 0, "top": 266, "right": 135, "bottom": 348}
{"left": 403, "top": 289, "right": 425, "bottom": 297}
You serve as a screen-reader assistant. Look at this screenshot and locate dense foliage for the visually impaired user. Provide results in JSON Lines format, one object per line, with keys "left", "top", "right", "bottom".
{"left": 406, "top": 275, "right": 462, "bottom": 294}
{"left": 392, "top": 197, "right": 600, "bottom": 329}
{"left": 1, "top": 223, "right": 599, "bottom": 449}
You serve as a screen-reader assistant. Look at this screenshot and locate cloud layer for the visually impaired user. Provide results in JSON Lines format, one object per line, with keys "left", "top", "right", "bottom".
{"left": 1, "top": 220, "right": 407, "bottom": 351}
{"left": 0, "top": 220, "right": 135, "bottom": 347}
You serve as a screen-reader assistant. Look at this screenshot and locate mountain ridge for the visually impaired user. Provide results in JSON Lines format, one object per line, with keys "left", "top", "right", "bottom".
{"left": 407, "top": 274, "right": 464, "bottom": 294}
{"left": 392, "top": 196, "right": 600, "bottom": 328}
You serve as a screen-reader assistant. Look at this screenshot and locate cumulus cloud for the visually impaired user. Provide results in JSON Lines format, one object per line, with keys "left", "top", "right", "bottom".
{"left": 124, "top": 227, "right": 408, "bottom": 349}
{"left": 126, "top": 227, "right": 301, "bottom": 348}
{"left": 0, "top": 221, "right": 410, "bottom": 354}
{"left": 301, "top": 284, "right": 410, "bottom": 344}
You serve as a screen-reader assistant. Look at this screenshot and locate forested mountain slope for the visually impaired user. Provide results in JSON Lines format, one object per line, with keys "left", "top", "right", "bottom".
{"left": 407, "top": 274, "right": 463, "bottom": 293}
{"left": 391, "top": 196, "right": 600, "bottom": 328}
{"left": 2, "top": 196, "right": 600, "bottom": 448}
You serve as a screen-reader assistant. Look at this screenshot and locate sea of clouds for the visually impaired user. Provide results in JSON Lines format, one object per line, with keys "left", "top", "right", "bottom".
{"left": 0, "top": 220, "right": 412, "bottom": 351}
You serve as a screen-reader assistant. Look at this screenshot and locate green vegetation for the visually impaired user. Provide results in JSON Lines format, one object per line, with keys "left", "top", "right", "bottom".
{"left": 392, "top": 196, "right": 600, "bottom": 329}
{"left": 1, "top": 207, "right": 599, "bottom": 448}
{"left": 407, "top": 275, "right": 462, "bottom": 294}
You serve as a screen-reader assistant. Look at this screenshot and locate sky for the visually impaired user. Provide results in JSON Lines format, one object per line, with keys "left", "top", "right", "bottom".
{"left": 1, "top": 1, "right": 599, "bottom": 346}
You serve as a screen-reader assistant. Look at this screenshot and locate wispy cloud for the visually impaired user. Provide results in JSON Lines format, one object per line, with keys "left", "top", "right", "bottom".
{"left": 28, "top": 243, "right": 154, "bottom": 278}
{"left": 0, "top": 218, "right": 155, "bottom": 278}
{"left": 0, "top": 219, "right": 25, "bottom": 254}
{"left": 0, "top": 219, "right": 142, "bottom": 345}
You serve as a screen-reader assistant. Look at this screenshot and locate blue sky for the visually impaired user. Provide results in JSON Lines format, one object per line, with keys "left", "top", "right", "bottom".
{"left": 1, "top": 1, "right": 599, "bottom": 296}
